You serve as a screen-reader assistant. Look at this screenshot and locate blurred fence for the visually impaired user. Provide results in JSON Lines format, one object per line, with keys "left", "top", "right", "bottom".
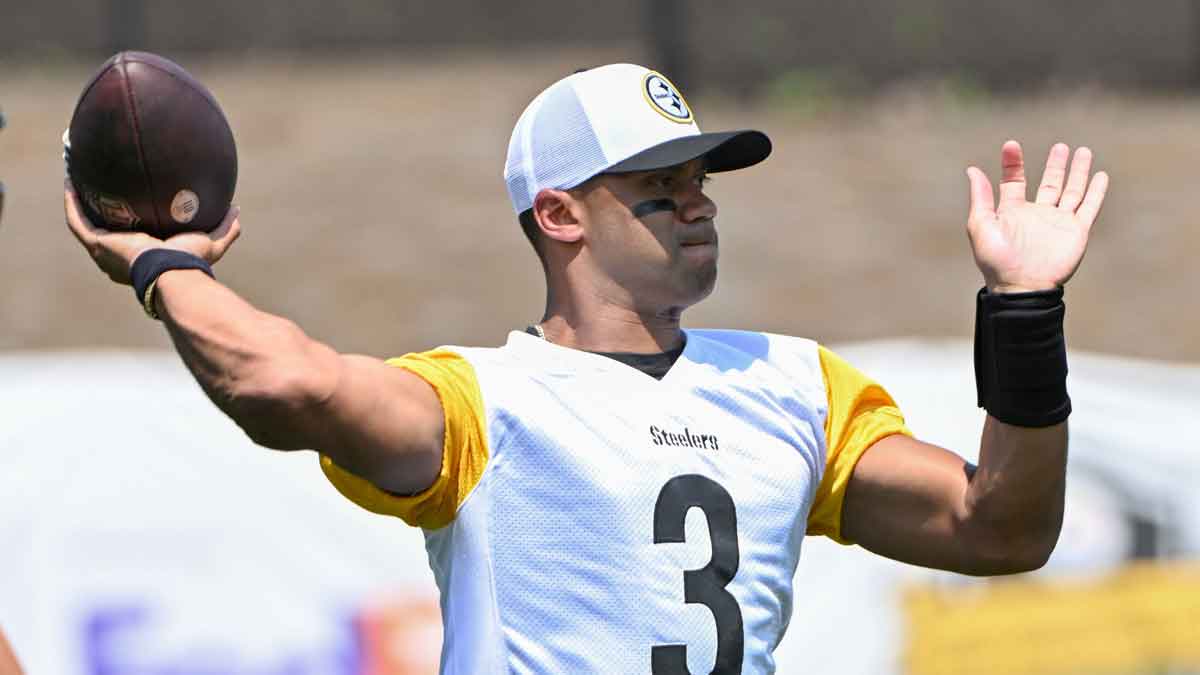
{"left": 3, "top": 0, "right": 1199, "bottom": 93}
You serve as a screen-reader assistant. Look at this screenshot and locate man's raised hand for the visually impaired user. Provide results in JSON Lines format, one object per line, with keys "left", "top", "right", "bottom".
{"left": 965, "top": 141, "right": 1109, "bottom": 293}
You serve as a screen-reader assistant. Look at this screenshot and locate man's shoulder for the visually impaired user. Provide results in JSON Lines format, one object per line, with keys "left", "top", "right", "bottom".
{"left": 420, "top": 331, "right": 569, "bottom": 378}
{"left": 684, "top": 329, "right": 826, "bottom": 386}
{"left": 685, "top": 328, "right": 820, "bottom": 361}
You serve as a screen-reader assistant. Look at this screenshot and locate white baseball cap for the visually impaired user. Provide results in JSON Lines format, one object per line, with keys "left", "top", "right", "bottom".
{"left": 504, "top": 63, "right": 771, "bottom": 215}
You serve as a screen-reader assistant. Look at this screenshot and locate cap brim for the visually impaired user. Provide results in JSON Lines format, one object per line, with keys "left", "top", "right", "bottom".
{"left": 604, "top": 129, "right": 771, "bottom": 174}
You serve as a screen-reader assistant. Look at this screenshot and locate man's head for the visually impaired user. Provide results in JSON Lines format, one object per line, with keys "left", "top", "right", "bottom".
{"left": 505, "top": 64, "right": 770, "bottom": 313}
{"left": 525, "top": 157, "right": 720, "bottom": 311}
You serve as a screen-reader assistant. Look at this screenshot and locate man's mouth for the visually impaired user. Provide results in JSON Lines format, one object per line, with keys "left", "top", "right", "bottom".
{"left": 679, "top": 237, "right": 718, "bottom": 258}
{"left": 679, "top": 232, "right": 717, "bottom": 247}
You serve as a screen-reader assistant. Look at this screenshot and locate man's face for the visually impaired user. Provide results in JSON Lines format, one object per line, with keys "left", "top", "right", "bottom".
{"left": 574, "top": 158, "right": 719, "bottom": 313}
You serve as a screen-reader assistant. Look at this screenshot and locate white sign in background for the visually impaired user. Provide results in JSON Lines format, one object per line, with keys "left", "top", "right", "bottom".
{"left": 1, "top": 351, "right": 437, "bottom": 673}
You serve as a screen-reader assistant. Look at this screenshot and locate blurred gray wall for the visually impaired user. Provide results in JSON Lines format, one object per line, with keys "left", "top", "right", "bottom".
{"left": 682, "top": 0, "right": 1200, "bottom": 92}
{"left": 3, "top": 0, "right": 1198, "bottom": 91}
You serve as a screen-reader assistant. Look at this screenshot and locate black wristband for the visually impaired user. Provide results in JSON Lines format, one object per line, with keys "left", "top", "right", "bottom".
{"left": 974, "top": 286, "right": 1071, "bottom": 427}
{"left": 130, "top": 249, "right": 214, "bottom": 320}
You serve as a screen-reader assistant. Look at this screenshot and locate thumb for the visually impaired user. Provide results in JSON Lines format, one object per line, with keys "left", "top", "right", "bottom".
{"left": 207, "top": 206, "right": 242, "bottom": 262}
{"left": 965, "top": 166, "right": 995, "bottom": 231}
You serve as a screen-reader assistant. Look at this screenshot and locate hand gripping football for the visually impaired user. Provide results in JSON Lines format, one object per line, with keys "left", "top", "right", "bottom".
{"left": 66, "top": 51, "right": 237, "bottom": 238}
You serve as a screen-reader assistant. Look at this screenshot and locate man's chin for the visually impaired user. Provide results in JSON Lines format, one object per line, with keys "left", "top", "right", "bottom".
{"left": 679, "top": 264, "right": 718, "bottom": 307}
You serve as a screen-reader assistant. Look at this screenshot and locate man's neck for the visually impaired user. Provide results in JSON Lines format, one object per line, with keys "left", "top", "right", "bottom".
{"left": 537, "top": 303, "right": 686, "bottom": 355}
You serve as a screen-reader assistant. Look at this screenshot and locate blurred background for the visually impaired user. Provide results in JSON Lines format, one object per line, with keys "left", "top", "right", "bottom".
{"left": 1, "top": 1, "right": 1197, "bottom": 673}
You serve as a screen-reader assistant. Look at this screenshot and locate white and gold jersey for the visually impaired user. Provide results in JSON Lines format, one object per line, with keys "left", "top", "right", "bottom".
{"left": 321, "top": 329, "right": 910, "bottom": 674}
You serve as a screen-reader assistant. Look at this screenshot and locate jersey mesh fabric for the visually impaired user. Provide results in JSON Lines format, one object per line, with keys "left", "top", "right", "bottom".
{"left": 322, "top": 330, "right": 911, "bottom": 674}
{"left": 440, "top": 331, "right": 820, "bottom": 674}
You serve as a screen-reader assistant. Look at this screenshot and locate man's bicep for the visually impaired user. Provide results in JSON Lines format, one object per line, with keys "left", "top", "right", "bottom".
{"left": 807, "top": 345, "right": 914, "bottom": 542}
{"left": 840, "top": 434, "right": 976, "bottom": 569}
{"left": 319, "top": 349, "right": 490, "bottom": 530}
{"left": 319, "top": 354, "right": 446, "bottom": 495}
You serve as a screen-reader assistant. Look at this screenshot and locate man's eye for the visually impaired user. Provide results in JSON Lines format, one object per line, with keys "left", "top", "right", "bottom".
{"left": 648, "top": 172, "right": 706, "bottom": 191}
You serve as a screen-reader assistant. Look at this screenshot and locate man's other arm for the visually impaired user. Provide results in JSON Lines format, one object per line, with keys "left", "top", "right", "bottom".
{"left": 841, "top": 139, "right": 1107, "bottom": 575}
{"left": 841, "top": 424, "right": 1064, "bottom": 575}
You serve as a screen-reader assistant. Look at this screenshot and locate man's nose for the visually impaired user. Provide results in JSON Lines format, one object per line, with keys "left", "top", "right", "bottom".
{"left": 677, "top": 186, "right": 716, "bottom": 224}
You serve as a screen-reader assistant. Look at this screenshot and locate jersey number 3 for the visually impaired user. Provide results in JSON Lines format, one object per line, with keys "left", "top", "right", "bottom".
{"left": 652, "top": 474, "right": 744, "bottom": 674}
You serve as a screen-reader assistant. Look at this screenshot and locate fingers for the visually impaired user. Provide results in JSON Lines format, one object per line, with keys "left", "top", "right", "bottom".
{"left": 1058, "top": 146, "right": 1093, "bottom": 213}
{"left": 965, "top": 166, "right": 996, "bottom": 227}
{"left": 1075, "top": 171, "right": 1109, "bottom": 228}
{"left": 63, "top": 180, "right": 101, "bottom": 248}
{"left": 1034, "top": 143, "right": 1070, "bottom": 205}
{"left": 208, "top": 206, "right": 242, "bottom": 261}
{"left": 997, "top": 140, "right": 1027, "bottom": 207}
{"left": 207, "top": 205, "right": 240, "bottom": 240}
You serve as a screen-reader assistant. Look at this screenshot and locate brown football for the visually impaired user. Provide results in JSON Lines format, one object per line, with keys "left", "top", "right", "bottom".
{"left": 66, "top": 51, "right": 237, "bottom": 238}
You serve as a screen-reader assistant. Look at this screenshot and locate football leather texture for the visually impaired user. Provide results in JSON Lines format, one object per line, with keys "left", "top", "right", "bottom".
{"left": 67, "top": 51, "right": 237, "bottom": 238}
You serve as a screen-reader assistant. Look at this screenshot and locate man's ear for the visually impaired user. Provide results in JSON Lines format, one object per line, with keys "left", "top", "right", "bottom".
{"left": 532, "top": 188, "right": 585, "bottom": 244}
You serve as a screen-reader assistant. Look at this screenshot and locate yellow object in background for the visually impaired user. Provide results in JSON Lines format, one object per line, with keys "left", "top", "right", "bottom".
{"left": 904, "top": 561, "right": 1200, "bottom": 675}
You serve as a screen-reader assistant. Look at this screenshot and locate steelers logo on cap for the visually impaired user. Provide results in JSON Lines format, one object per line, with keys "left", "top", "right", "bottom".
{"left": 642, "top": 71, "right": 693, "bottom": 124}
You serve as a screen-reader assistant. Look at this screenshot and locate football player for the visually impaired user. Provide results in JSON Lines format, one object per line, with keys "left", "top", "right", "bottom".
{"left": 65, "top": 64, "right": 1107, "bottom": 674}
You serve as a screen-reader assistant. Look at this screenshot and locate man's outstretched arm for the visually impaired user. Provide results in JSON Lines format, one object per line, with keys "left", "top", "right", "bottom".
{"left": 64, "top": 184, "right": 444, "bottom": 496}
{"left": 840, "top": 140, "right": 1108, "bottom": 575}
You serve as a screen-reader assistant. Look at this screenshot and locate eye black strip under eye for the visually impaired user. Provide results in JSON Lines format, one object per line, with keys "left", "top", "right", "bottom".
{"left": 632, "top": 198, "right": 677, "bottom": 219}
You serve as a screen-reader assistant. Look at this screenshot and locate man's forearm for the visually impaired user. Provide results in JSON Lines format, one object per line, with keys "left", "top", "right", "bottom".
{"left": 963, "top": 416, "right": 1068, "bottom": 568}
{"left": 153, "top": 269, "right": 341, "bottom": 449}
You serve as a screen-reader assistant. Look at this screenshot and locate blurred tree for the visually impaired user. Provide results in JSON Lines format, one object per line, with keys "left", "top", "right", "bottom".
{"left": 647, "top": 0, "right": 692, "bottom": 91}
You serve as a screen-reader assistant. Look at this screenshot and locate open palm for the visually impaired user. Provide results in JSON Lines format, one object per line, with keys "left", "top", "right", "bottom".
{"left": 966, "top": 141, "right": 1109, "bottom": 294}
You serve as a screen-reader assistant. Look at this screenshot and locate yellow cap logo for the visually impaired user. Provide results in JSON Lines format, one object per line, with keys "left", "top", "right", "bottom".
{"left": 642, "top": 71, "right": 694, "bottom": 124}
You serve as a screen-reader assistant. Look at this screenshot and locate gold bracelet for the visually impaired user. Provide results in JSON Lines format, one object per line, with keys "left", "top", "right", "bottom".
{"left": 141, "top": 278, "right": 161, "bottom": 320}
